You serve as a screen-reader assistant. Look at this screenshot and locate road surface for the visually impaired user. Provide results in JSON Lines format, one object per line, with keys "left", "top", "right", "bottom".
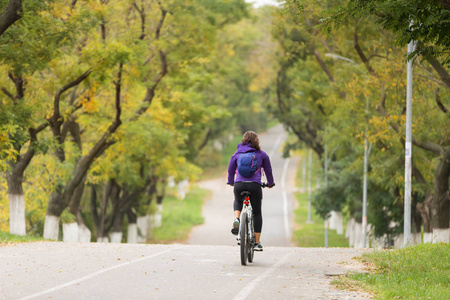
{"left": 188, "top": 125, "right": 299, "bottom": 247}
{"left": 1, "top": 242, "right": 370, "bottom": 299}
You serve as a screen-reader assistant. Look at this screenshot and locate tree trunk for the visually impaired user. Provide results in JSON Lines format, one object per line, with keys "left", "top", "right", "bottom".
{"left": 62, "top": 222, "right": 78, "bottom": 242}
{"left": 137, "top": 215, "right": 148, "bottom": 243}
{"left": 5, "top": 129, "right": 41, "bottom": 236}
{"left": 154, "top": 180, "right": 165, "bottom": 228}
{"left": 110, "top": 211, "right": 124, "bottom": 243}
{"left": 6, "top": 171, "right": 26, "bottom": 236}
{"left": 430, "top": 148, "right": 450, "bottom": 242}
{"left": 127, "top": 209, "right": 137, "bottom": 244}
{"left": 43, "top": 187, "right": 66, "bottom": 240}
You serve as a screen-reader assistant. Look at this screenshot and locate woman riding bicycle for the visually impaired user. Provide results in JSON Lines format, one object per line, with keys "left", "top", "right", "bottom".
{"left": 227, "top": 131, "right": 275, "bottom": 251}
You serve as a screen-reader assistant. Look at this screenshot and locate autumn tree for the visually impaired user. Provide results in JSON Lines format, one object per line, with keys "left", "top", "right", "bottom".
{"left": 273, "top": 0, "right": 450, "bottom": 243}
{"left": 320, "top": 0, "right": 450, "bottom": 241}
{"left": 0, "top": 0, "right": 93, "bottom": 235}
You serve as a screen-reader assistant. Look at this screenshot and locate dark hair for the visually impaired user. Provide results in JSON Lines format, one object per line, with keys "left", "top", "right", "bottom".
{"left": 241, "top": 131, "right": 261, "bottom": 151}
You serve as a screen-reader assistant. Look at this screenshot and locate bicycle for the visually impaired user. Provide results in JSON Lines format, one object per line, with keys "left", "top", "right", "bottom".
{"left": 237, "top": 183, "right": 269, "bottom": 266}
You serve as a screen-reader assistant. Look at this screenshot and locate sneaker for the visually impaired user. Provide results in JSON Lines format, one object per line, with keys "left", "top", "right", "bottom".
{"left": 253, "top": 243, "right": 263, "bottom": 251}
{"left": 231, "top": 218, "right": 240, "bottom": 235}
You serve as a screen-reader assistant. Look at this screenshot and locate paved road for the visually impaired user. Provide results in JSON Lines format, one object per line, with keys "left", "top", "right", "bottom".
{"left": 1, "top": 242, "right": 370, "bottom": 300}
{"left": 1, "top": 126, "right": 372, "bottom": 299}
{"left": 188, "top": 125, "right": 300, "bottom": 247}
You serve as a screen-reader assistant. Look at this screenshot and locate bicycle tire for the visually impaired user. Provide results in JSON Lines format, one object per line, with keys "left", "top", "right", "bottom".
{"left": 240, "top": 212, "right": 248, "bottom": 266}
{"left": 248, "top": 220, "right": 254, "bottom": 263}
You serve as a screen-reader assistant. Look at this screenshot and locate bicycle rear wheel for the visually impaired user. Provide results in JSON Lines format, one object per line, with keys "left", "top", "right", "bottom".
{"left": 247, "top": 221, "right": 255, "bottom": 263}
{"left": 240, "top": 212, "right": 248, "bottom": 266}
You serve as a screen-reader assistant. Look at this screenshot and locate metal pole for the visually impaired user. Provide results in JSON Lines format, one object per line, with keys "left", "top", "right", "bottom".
{"left": 307, "top": 149, "right": 312, "bottom": 223}
{"left": 324, "top": 213, "right": 332, "bottom": 247}
{"left": 362, "top": 131, "right": 369, "bottom": 248}
{"left": 302, "top": 158, "right": 306, "bottom": 193}
{"left": 404, "top": 36, "right": 415, "bottom": 247}
{"left": 362, "top": 97, "right": 370, "bottom": 248}
{"left": 324, "top": 143, "right": 328, "bottom": 187}
{"left": 324, "top": 142, "right": 328, "bottom": 247}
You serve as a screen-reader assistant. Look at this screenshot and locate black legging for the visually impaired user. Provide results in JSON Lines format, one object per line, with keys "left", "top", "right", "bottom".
{"left": 233, "top": 181, "right": 263, "bottom": 233}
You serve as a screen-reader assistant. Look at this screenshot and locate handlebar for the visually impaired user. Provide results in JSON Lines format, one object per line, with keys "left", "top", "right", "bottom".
{"left": 261, "top": 183, "right": 275, "bottom": 188}
{"left": 227, "top": 182, "right": 275, "bottom": 188}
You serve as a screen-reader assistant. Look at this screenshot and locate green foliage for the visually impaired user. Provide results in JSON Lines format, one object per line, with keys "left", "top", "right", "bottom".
{"left": 294, "top": 159, "right": 349, "bottom": 247}
{"left": 273, "top": 0, "right": 450, "bottom": 240}
{"left": 151, "top": 186, "right": 209, "bottom": 243}
{"left": 0, "top": 123, "right": 19, "bottom": 171}
{"left": 293, "top": 192, "right": 349, "bottom": 247}
{"left": 320, "top": 0, "right": 450, "bottom": 65}
{"left": 341, "top": 243, "right": 450, "bottom": 299}
{"left": 0, "top": 0, "right": 89, "bottom": 74}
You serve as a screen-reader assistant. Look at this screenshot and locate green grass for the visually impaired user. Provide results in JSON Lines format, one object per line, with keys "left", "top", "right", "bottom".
{"left": 292, "top": 192, "right": 349, "bottom": 247}
{"left": 199, "top": 135, "right": 242, "bottom": 180}
{"left": 0, "top": 231, "right": 45, "bottom": 244}
{"left": 335, "top": 243, "right": 450, "bottom": 299}
{"left": 152, "top": 186, "right": 210, "bottom": 243}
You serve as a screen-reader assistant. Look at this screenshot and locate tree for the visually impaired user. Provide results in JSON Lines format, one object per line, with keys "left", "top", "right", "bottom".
{"left": 320, "top": 0, "right": 450, "bottom": 240}
{"left": 273, "top": 0, "right": 450, "bottom": 244}
{"left": 39, "top": 0, "right": 251, "bottom": 240}
{"left": 42, "top": 0, "right": 170, "bottom": 240}
{"left": 0, "top": 0, "right": 90, "bottom": 235}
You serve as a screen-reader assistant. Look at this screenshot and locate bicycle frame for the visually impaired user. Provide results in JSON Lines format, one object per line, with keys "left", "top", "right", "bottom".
{"left": 235, "top": 183, "right": 270, "bottom": 265}
{"left": 240, "top": 195, "right": 254, "bottom": 243}
{"left": 238, "top": 192, "right": 255, "bottom": 265}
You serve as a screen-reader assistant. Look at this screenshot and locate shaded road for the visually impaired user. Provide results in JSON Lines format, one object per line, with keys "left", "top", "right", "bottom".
{"left": 188, "top": 125, "right": 300, "bottom": 247}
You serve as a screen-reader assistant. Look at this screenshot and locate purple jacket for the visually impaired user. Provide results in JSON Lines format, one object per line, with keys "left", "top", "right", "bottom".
{"left": 227, "top": 143, "right": 274, "bottom": 186}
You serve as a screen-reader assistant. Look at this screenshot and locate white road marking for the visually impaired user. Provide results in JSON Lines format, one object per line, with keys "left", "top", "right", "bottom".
{"left": 267, "top": 131, "right": 291, "bottom": 245}
{"left": 232, "top": 251, "right": 293, "bottom": 300}
{"left": 281, "top": 158, "right": 291, "bottom": 244}
{"left": 19, "top": 248, "right": 175, "bottom": 300}
{"left": 269, "top": 134, "right": 283, "bottom": 158}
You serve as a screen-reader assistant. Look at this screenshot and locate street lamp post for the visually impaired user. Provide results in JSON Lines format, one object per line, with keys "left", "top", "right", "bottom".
{"left": 362, "top": 97, "right": 371, "bottom": 248}
{"left": 404, "top": 35, "right": 415, "bottom": 247}
{"left": 307, "top": 149, "right": 312, "bottom": 223}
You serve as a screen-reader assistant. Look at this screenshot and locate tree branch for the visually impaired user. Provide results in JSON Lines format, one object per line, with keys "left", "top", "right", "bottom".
{"left": 415, "top": 57, "right": 446, "bottom": 86}
{"left": 353, "top": 30, "right": 375, "bottom": 75}
{"left": 155, "top": 2, "right": 166, "bottom": 40}
{"left": 311, "top": 44, "right": 346, "bottom": 99}
{"left": 0, "top": 0, "right": 22, "bottom": 37}
{"left": 377, "top": 83, "right": 443, "bottom": 155}
{"left": 311, "top": 43, "right": 335, "bottom": 83}
{"left": 441, "top": 0, "right": 450, "bottom": 11}
{"left": 65, "top": 64, "right": 123, "bottom": 202}
{"left": 377, "top": 84, "right": 388, "bottom": 117}
{"left": 367, "top": 53, "right": 387, "bottom": 61}
{"left": 8, "top": 72, "right": 24, "bottom": 101}
{"left": 133, "top": 2, "right": 145, "bottom": 40}
{"left": 131, "top": 5, "right": 167, "bottom": 120}
{"left": 197, "top": 128, "right": 212, "bottom": 153}
{"left": 435, "top": 87, "right": 448, "bottom": 114}
{"left": 70, "top": 0, "right": 78, "bottom": 11}
{"left": 53, "top": 70, "right": 91, "bottom": 119}
{"left": 1, "top": 86, "right": 15, "bottom": 101}
{"left": 412, "top": 139, "right": 443, "bottom": 156}
{"left": 417, "top": 41, "right": 450, "bottom": 90}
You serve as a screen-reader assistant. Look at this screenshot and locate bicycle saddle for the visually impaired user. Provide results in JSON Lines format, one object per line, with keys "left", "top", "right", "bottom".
{"left": 240, "top": 191, "right": 252, "bottom": 196}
